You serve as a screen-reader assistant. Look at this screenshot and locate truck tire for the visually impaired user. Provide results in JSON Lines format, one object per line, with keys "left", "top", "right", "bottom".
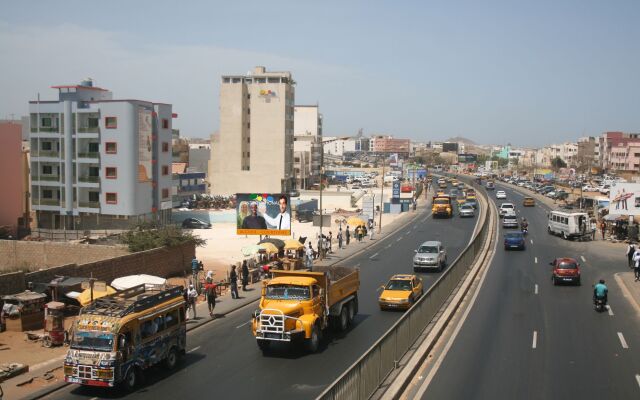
{"left": 164, "top": 347, "right": 179, "bottom": 370}
{"left": 347, "top": 300, "right": 356, "bottom": 324}
{"left": 122, "top": 366, "right": 138, "bottom": 392}
{"left": 306, "top": 325, "right": 321, "bottom": 353}
{"left": 339, "top": 306, "right": 349, "bottom": 331}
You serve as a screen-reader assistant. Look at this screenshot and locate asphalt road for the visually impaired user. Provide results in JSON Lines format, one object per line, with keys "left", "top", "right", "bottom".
{"left": 420, "top": 181, "right": 640, "bottom": 400}
{"left": 43, "top": 185, "right": 478, "bottom": 400}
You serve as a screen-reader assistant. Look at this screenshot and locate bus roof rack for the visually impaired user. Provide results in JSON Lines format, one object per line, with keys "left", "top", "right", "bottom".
{"left": 81, "top": 284, "right": 184, "bottom": 318}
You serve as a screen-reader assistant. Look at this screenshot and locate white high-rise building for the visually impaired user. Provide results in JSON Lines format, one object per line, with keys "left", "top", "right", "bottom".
{"left": 293, "top": 105, "right": 322, "bottom": 189}
{"left": 29, "top": 80, "right": 174, "bottom": 229}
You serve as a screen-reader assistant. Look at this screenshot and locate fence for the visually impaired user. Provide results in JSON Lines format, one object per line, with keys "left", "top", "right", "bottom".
{"left": 317, "top": 176, "right": 493, "bottom": 400}
{"left": 31, "top": 228, "right": 128, "bottom": 241}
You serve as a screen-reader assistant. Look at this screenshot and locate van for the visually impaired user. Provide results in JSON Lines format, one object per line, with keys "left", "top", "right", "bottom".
{"left": 547, "top": 211, "right": 590, "bottom": 240}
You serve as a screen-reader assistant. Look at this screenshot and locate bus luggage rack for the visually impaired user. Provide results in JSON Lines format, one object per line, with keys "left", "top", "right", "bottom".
{"left": 82, "top": 284, "right": 184, "bottom": 317}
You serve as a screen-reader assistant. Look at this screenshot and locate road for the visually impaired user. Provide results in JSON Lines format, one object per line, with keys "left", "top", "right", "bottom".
{"left": 419, "top": 181, "right": 640, "bottom": 400}
{"left": 43, "top": 186, "right": 478, "bottom": 400}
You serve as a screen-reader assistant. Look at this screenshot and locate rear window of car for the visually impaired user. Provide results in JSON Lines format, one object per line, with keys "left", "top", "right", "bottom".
{"left": 504, "top": 216, "right": 517, "bottom": 221}
{"left": 524, "top": 197, "right": 533, "bottom": 201}
{"left": 505, "top": 233, "right": 523, "bottom": 238}
{"left": 501, "top": 204, "right": 514, "bottom": 209}
{"left": 558, "top": 261, "right": 577, "bottom": 269}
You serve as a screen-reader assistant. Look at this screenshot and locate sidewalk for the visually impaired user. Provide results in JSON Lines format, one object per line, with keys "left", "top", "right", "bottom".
{"left": 615, "top": 271, "right": 640, "bottom": 315}
{"left": 7, "top": 194, "right": 431, "bottom": 400}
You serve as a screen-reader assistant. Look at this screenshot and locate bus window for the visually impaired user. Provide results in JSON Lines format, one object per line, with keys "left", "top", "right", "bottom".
{"left": 166, "top": 310, "right": 179, "bottom": 328}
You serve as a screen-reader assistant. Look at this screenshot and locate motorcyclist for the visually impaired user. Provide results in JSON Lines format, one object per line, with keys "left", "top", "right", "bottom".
{"left": 594, "top": 279, "right": 608, "bottom": 305}
{"left": 521, "top": 217, "right": 528, "bottom": 231}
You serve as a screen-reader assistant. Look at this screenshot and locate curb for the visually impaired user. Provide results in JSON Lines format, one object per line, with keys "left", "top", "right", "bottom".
{"left": 19, "top": 201, "right": 430, "bottom": 400}
{"left": 614, "top": 272, "right": 640, "bottom": 316}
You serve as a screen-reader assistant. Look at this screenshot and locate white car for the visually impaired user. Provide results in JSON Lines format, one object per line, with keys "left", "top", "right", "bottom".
{"left": 499, "top": 203, "right": 515, "bottom": 218}
{"left": 582, "top": 185, "right": 598, "bottom": 192}
{"left": 496, "top": 191, "right": 507, "bottom": 199}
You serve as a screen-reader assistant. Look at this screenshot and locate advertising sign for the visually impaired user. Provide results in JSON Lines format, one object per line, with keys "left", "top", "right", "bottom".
{"left": 237, "top": 193, "right": 291, "bottom": 235}
{"left": 392, "top": 181, "right": 401, "bottom": 199}
{"left": 362, "top": 194, "right": 375, "bottom": 221}
{"left": 609, "top": 183, "right": 640, "bottom": 216}
{"left": 138, "top": 108, "right": 153, "bottom": 182}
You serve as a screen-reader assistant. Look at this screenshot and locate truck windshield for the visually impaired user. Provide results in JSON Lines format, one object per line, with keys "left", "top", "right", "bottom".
{"left": 71, "top": 331, "right": 114, "bottom": 352}
{"left": 434, "top": 199, "right": 449, "bottom": 205}
{"left": 266, "top": 285, "right": 310, "bottom": 300}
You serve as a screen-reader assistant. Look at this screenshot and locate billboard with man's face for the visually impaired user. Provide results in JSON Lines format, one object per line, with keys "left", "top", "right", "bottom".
{"left": 236, "top": 193, "right": 291, "bottom": 236}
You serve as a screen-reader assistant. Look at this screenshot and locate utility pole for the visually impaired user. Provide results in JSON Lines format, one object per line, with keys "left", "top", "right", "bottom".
{"left": 379, "top": 154, "right": 385, "bottom": 234}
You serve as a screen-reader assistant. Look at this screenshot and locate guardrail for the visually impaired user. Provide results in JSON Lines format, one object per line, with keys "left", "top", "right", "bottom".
{"left": 317, "top": 176, "right": 491, "bottom": 400}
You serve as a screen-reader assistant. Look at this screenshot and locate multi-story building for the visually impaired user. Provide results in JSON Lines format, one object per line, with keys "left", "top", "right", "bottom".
{"left": 598, "top": 131, "right": 640, "bottom": 171}
{"left": 370, "top": 135, "right": 411, "bottom": 157}
{"left": 0, "top": 120, "right": 30, "bottom": 235}
{"left": 29, "top": 80, "right": 174, "bottom": 230}
{"left": 577, "top": 136, "right": 597, "bottom": 172}
{"left": 209, "top": 66, "right": 295, "bottom": 195}
{"left": 293, "top": 105, "right": 322, "bottom": 189}
{"left": 322, "top": 137, "right": 356, "bottom": 157}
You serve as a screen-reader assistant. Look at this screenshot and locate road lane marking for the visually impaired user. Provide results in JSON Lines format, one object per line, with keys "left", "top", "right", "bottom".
{"left": 370, "top": 252, "right": 379, "bottom": 259}
{"left": 236, "top": 321, "right": 251, "bottom": 329}
{"left": 187, "top": 346, "right": 201, "bottom": 353}
{"left": 397, "top": 237, "right": 402, "bottom": 242}
{"left": 422, "top": 218, "right": 428, "bottom": 223}
{"left": 535, "top": 284, "right": 538, "bottom": 294}
{"left": 636, "top": 374, "right": 640, "bottom": 389}
{"left": 581, "top": 255, "right": 586, "bottom": 263}
{"left": 385, "top": 244, "right": 392, "bottom": 249}
{"left": 618, "top": 332, "right": 629, "bottom": 349}
{"left": 535, "top": 257, "right": 538, "bottom": 264}
{"left": 607, "top": 305, "right": 614, "bottom": 316}
{"left": 532, "top": 331, "right": 538, "bottom": 349}
{"left": 407, "top": 230, "right": 412, "bottom": 234}
{"left": 413, "top": 226, "right": 418, "bottom": 230}
{"left": 530, "top": 239, "right": 534, "bottom": 244}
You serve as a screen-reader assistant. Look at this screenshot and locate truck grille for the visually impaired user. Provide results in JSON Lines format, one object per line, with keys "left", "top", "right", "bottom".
{"left": 260, "top": 313, "right": 285, "bottom": 333}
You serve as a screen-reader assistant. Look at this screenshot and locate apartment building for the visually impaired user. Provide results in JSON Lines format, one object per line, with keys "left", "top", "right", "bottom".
{"left": 29, "top": 80, "right": 174, "bottom": 230}
{"left": 322, "top": 137, "right": 356, "bottom": 157}
{"left": 370, "top": 135, "right": 411, "bottom": 157}
{"left": 293, "top": 105, "right": 322, "bottom": 189}
{"left": 598, "top": 132, "right": 640, "bottom": 171}
{"left": 209, "top": 66, "right": 295, "bottom": 195}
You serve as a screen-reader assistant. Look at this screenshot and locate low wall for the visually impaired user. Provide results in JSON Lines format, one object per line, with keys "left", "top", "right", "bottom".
{"left": 0, "top": 240, "right": 129, "bottom": 270}
{"left": 299, "top": 190, "right": 353, "bottom": 211}
{"left": 0, "top": 242, "right": 195, "bottom": 296}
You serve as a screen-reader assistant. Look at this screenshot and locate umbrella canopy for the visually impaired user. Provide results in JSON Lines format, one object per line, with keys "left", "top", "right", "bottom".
{"left": 111, "top": 274, "right": 167, "bottom": 291}
{"left": 77, "top": 285, "right": 116, "bottom": 306}
{"left": 259, "top": 242, "right": 279, "bottom": 254}
{"left": 258, "top": 238, "right": 285, "bottom": 249}
{"left": 347, "top": 216, "right": 366, "bottom": 226}
{"left": 284, "top": 239, "right": 304, "bottom": 250}
{"left": 241, "top": 244, "right": 262, "bottom": 257}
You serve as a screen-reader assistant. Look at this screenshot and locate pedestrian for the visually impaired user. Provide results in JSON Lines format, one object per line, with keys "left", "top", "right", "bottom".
{"left": 337, "top": 229, "right": 343, "bottom": 249}
{"left": 600, "top": 221, "right": 606, "bottom": 240}
{"left": 346, "top": 226, "right": 351, "bottom": 245}
{"left": 205, "top": 280, "right": 216, "bottom": 317}
{"left": 241, "top": 260, "right": 249, "bottom": 291}
{"left": 317, "top": 237, "right": 323, "bottom": 259}
{"left": 328, "top": 231, "right": 333, "bottom": 253}
{"left": 368, "top": 219, "right": 374, "bottom": 240}
{"left": 306, "top": 243, "right": 314, "bottom": 270}
{"left": 627, "top": 243, "right": 636, "bottom": 268}
{"left": 634, "top": 249, "right": 640, "bottom": 281}
{"left": 230, "top": 265, "right": 239, "bottom": 299}
{"left": 187, "top": 284, "right": 198, "bottom": 320}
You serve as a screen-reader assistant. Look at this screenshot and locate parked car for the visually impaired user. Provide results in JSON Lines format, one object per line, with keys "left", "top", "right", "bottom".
{"left": 181, "top": 218, "right": 212, "bottom": 229}
{"left": 550, "top": 257, "right": 581, "bottom": 285}
{"left": 504, "top": 232, "right": 526, "bottom": 250}
{"left": 582, "top": 184, "right": 598, "bottom": 192}
{"left": 413, "top": 241, "right": 447, "bottom": 272}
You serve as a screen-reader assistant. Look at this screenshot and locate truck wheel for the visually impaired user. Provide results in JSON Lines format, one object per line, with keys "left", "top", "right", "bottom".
{"left": 347, "top": 301, "right": 356, "bottom": 324}
{"left": 257, "top": 340, "right": 270, "bottom": 353}
{"left": 306, "top": 325, "right": 321, "bottom": 353}
{"left": 339, "top": 306, "right": 349, "bottom": 331}
{"left": 164, "top": 347, "right": 178, "bottom": 370}
{"left": 122, "top": 367, "right": 138, "bottom": 392}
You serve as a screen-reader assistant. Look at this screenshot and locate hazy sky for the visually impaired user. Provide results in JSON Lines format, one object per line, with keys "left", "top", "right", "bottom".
{"left": 1, "top": 0, "right": 639, "bottom": 147}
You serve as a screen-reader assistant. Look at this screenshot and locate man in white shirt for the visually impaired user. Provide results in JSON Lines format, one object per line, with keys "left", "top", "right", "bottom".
{"left": 262, "top": 195, "right": 291, "bottom": 230}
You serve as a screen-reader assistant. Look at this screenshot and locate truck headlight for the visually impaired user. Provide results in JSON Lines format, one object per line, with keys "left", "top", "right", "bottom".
{"left": 296, "top": 320, "right": 303, "bottom": 330}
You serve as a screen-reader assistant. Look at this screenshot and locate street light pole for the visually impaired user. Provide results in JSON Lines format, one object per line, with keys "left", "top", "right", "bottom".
{"left": 379, "top": 154, "right": 385, "bottom": 234}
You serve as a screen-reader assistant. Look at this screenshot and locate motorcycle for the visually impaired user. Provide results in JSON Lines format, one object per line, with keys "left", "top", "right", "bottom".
{"left": 594, "top": 297, "right": 607, "bottom": 312}
{"left": 521, "top": 227, "right": 528, "bottom": 235}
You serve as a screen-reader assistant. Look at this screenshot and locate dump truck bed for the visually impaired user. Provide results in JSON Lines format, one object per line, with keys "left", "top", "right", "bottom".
{"left": 270, "top": 266, "right": 359, "bottom": 308}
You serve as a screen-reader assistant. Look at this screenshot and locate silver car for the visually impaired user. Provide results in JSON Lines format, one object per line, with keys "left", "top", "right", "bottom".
{"left": 459, "top": 203, "right": 475, "bottom": 218}
{"left": 413, "top": 241, "right": 447, "bottom": 272}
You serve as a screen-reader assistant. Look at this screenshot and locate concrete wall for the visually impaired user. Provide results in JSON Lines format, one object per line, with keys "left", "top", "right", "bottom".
{"left": 0, "top": 242, "right": 195, "bottom": 296}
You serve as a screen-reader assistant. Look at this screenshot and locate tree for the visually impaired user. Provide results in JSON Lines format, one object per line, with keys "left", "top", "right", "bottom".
{"left": 551, "top": 157, "right": 567, "bottom": 171}
{"left": 120, "top": 222, "right": 207, "bottom": 252}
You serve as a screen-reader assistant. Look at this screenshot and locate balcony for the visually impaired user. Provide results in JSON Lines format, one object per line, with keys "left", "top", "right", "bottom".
{"left": 32, "top": 150, "right": 61, "bottom": 158}
{"left": 77, "top": 152, "right": 99, "bottom": 159}
{"left": 78, "top": 175, "right": 100, "bottom": 183}
{"left": 178, "top": 184, "right": 207, "bottom": 193}
{"left": 33, "top": 175, "right": 61, "bottom": 182}
{"left": 77, "top": 127, "right": 100, "bottom": 134}
{"left": 78, "top": 201, "right": 100, "bottom": 209}
{"left": 36, "top": 199, "right": 60, "bottom": 206}
{"left": 30, "top": 127, "right": 60, "bottom": 133}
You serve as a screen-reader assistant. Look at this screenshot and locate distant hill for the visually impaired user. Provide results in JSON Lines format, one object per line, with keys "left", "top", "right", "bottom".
{"left": 446, "top": 136, "right": 476, "bottom": 145}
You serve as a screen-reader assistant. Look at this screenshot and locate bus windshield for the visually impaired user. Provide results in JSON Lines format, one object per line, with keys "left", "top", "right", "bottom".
{"left": 71, "top": 331, "right": 115, "bottom": 352}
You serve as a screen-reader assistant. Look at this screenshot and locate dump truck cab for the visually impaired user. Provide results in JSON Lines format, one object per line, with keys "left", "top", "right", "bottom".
{"left": 432, "top": 195, "right": 453, "bottom": 218}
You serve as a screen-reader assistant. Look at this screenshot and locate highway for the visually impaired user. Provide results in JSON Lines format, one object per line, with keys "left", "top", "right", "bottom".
{"left": 417, "top": 181, "right": 640, "bottom": 400}
{"left": 43, "top": 187, "right": 479, "bottom": 400}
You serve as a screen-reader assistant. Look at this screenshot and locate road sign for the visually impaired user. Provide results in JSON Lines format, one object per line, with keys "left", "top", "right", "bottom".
{"left": 392, "top": 181, "right": 401, "bottom": 199}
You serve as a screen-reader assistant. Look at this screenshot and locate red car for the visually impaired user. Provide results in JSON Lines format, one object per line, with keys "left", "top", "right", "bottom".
{"left": 550, "top": 257, "right": 581, "bottom": 285}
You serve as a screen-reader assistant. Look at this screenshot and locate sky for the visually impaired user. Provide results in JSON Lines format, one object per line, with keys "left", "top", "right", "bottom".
{"left": 1, "top": 0, "right": 639, "bottom": 147}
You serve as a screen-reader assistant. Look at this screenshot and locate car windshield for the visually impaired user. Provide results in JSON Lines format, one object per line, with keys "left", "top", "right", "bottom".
{"left": 386, "top": 280, "right": 412, "bottom": 291}
{"left": 71, "top": 331, "right": 114, "bottom": 352}
{"left": 418, "top": 245, "right": 438, "bottom": 253}
{"left": 434, "top": 199, "right": 449, "bottom": 204}
{"left": 265, "top": 284, "right": 310, "bottom": 300}
{"left": 461, "top": 205, "right": 472, "bottom": 210}
{"left": 558, "top": 262, "right": 577, "bottom": 269}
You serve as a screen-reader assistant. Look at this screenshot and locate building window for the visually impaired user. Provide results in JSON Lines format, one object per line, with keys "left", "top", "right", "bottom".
{"left": 105, "top": 117, "right": 117, "bottom": 129}
{"left": 162, "top": 188, "right": 169, "bottom": 199}
{"left": 88, "top": 117, "right": 99, "bottom": 128}
{"left": 42, "top": 165, "right": 53, "bottom": 175}
{"left": 247, "top": 108, "right": 251, "bottom": 114}
{"left": 106, "top": 192, "right": 118, "bottom": 204}
{"left": 105, "top": 167, "right": 117, "bottom": 179}
{"left": 41, "top": 117, "right": 53, "bottom": 127}
{"left": 162, "top": 119, "right": 169, "bottom": 129}
{"left": 247, "top": 122, "right": 250, "bottom": 129}
{"left": 41, "top": 141, "right": 52, "bottom": 151}
{"left": 162, "top": 165, "right": 169, "bottom": 175}
{"left": 88, "top": 191, "right": 99, "bottom": 202}
{"left": 42, "top": 189, "right": 53, "bottom": 199}
{"left": 162, "top": 142, "right": 169, "bottom": 152}
{"left": 247, "top": 152, "right": 250, "bottom": 157}
{"left": 88, "top": 142, "right": 99, "bottom": 153}
{"left": 105, "top": 142, "right": 117, "bottom": 154}
{"left": 89, "top": 166, "right": 100, "bottom": 177}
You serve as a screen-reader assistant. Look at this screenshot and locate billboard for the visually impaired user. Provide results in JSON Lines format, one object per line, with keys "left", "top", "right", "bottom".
{"left": 458, "top": 153, "right": 478, "bottom": 163}
{"left": 237, "top": 193, "right": 291, "bottom": 235}
{"left": 138, "top": 107, "right": 153, "bottom": 182}
{"left": 609, "top": 183, "right": 640, "bottom": 216}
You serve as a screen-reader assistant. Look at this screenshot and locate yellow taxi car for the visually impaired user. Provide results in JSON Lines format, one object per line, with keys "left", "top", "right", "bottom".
{"left": 379, "top": 274, "right": 424, "bottom": 311}
{"left": 523, "top": 197, "right": 535, "bottom": 207}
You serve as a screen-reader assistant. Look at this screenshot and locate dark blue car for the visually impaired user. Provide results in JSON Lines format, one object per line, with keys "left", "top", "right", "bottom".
{"left": 504, "top": 232, "right": 526, "bottom": 250}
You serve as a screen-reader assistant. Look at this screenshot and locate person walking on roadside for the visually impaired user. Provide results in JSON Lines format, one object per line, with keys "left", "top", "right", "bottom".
{"left": 337, "top": 229, "right": 343, "bottom": 249}
{"left": 187, "top": 284, "right": 198, "bottom": 320}
{"left": 241, "top": 260, "right": 249, "bottom": 291}
{"left": 627, "top": 243, "right": 636, "bottom": 268}
{"left": 346, "top": 226, "right": 351, "bottom": 246}
{"left": 306, "top": 243, "right": 314, "bottom": 271}
{"left": 230, "top": 265, "right": 239, "bottom": 299}
{"left": 205, "top": 280, "right": 216, "bottom": 317}
{"left": 600, "top": 221, "right": 607, "bottom": 240}
{"left": 368, "top": 219, "right": 374, "bottom": 240}
{"left": 328, "top": 231, "right": 333, "bottom": 253}
{"left": 633, "top": 249, "right": 640, "bottom": 281}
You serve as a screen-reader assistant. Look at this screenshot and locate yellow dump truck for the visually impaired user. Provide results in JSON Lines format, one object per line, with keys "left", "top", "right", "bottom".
{"left": 432, "top": 195, "right": 453, "bottom": 218}
{"left": 252, "top": 266, "right": 360, "bottom": 354}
